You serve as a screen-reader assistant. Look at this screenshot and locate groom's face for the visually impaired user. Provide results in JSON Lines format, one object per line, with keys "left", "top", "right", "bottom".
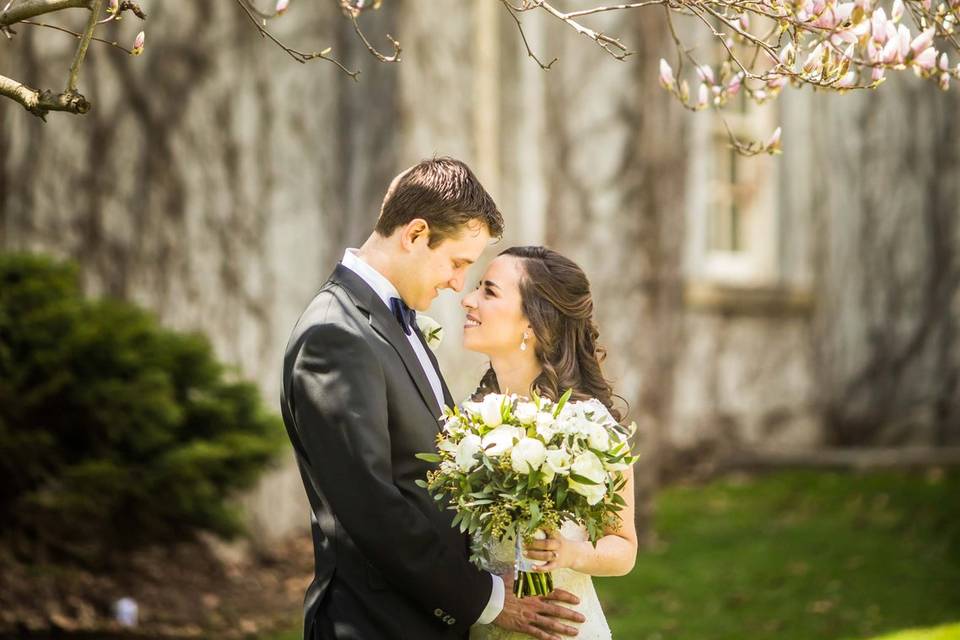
{"left": 400, "top": 219, "right": 491, "bottom": 311}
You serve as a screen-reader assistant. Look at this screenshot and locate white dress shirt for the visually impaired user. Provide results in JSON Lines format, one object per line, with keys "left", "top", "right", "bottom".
{"left": 340, "top": 249, "right": 505, "bottom": 626}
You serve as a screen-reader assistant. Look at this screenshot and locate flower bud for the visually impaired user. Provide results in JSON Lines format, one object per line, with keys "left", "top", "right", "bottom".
{"left": 659, "top": 59, "right": 675, "bottom": 88}
{"left": 276, "top": 0, "right": 290, "bottom": 14}
{"left": 132, "top": 30, "right": 145, "bottom": 56}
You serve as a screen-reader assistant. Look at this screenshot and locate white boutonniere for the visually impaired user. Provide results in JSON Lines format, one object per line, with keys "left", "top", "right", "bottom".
{"left": 416, "top": 314, "right": 444, "bottom": 351}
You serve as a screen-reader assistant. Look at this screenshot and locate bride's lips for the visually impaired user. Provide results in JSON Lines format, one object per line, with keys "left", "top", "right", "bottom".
{"left": 464, "top": 313, "right": 481, "bottom": 329}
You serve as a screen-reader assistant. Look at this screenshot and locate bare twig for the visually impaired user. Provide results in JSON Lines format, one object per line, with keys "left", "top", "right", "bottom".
{"left": 21, "top": 17, "right": 134, "bottom": 53}
{"left": 500, "top": 0, "right": 557, "bottom": 70}
{"left": 233, "top": 0, "right": 360, "bottom": 80}
{"left": 348, "top": 11, "right": 400, "bottom": 63}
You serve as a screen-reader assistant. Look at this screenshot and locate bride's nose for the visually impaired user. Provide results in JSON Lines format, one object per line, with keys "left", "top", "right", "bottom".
{"left": 461, "top": 290, "right": 477, "bottom": 310}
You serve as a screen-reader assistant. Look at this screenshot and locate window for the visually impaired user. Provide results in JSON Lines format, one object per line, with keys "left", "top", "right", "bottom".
{"left": 687, "top": 87, "right": 781, "bottom": 287}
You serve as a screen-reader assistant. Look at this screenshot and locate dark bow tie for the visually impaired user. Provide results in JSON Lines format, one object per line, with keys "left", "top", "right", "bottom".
{"left": 389, "top": 297, "right": 417, "bottom": 336}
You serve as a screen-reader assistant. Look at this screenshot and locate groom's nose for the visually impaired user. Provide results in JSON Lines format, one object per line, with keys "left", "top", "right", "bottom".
{"left": 448, "top": 272, "right": 466, "bottom": 292}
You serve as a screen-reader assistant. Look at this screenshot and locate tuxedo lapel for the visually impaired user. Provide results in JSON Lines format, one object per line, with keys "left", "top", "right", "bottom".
{"left": 329, "top": 264, "right": 442, "bottom": 418}
{"left": 414, "top": 326, "right": 456, "bottom": 410}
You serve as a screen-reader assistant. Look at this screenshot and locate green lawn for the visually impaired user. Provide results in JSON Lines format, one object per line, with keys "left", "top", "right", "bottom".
{"left": 596, "top": 469, "right": 960, "bottom": 640}
{"left": 266, "top": 469, "right": 960, "bottom": 640}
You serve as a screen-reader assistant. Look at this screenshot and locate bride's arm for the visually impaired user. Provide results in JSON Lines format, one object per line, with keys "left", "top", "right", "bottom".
{"left": 526, "top": 466, "right": 638, "bottom": 577}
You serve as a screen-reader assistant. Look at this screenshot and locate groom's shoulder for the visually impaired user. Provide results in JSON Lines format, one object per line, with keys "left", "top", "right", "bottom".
{"left": 287, "top": 284, "right": 369, "bottom": 349}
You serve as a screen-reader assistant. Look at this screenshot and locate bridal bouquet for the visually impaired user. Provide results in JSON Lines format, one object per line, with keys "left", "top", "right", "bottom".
{"left": 416, "top": 390, "right": 637, "bottom": 597}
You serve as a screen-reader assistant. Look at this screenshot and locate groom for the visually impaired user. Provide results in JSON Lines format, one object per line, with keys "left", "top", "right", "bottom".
{"left": 280, "top": 158, "right": 585, "bottom": 640}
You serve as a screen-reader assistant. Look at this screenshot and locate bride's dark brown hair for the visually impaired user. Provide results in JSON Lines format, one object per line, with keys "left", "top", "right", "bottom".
{"left": 473, "top": 246, "right": 622, "bottom": 422}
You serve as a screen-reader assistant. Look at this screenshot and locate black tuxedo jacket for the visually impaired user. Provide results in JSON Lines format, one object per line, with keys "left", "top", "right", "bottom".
{"left": 280, "top": 264, "right": 492, "bottom": 640}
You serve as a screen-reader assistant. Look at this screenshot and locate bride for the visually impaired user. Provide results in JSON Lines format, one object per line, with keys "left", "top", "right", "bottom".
{"left": 461, "top": 246, "right": 638, "bottom": 640}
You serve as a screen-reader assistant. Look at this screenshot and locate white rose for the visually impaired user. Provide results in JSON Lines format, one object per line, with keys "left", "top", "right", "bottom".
{"left": 481, "top": 425, "right": 523, "bottom": 456}
{"left": 415, "top": 314, "right": 444, "bottom": 351}
{"left": 510, "top": 437, "right": 547, "bottom": 474}
{"left": 514, "top": 401, "right": 538, "bottom": 425}
{"left": 455, "top": 434, "right": 482, "bottom": 471}
{"left": 479, "top": 394, "right": 506, "bottom": 427}
{"left": 568, "top": 451, "right": 608, "bottom": 505}
{"left": 586, "top": 423, "right": 611, "bottom": 452}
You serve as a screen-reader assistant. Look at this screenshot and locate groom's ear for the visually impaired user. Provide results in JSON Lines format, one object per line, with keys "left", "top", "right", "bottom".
{"left": 400, "top": 218, "right": 431, "bottom": 251}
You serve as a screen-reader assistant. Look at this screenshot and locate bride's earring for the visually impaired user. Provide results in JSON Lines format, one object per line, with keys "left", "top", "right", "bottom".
{"left": 520, "top": 331, "right": 528, "bottom": 352}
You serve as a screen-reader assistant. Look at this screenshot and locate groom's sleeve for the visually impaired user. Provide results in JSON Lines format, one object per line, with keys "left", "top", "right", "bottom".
{"left": 290, "top": 322, "right": 494, "bottom": 632}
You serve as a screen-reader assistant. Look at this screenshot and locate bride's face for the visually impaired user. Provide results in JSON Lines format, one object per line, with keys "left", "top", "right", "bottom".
{"left": 461, "top": 255, "right": 531, "bottom": 355}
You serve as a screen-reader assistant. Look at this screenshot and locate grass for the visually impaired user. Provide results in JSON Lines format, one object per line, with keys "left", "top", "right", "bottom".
{"left": 264, "top": 468, "right": 960, "bottom": 639}
{"left": 595, "top": 469, "right": 960, "bottom": 640}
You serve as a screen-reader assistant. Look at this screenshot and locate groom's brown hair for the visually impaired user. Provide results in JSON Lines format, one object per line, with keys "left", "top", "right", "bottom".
{"left": 375, "top": 157, "right": 504, "bottom": 247}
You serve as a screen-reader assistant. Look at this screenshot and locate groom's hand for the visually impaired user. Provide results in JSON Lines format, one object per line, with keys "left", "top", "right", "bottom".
{"left": 492, "top": 574, "right": 585, "bottom": 639}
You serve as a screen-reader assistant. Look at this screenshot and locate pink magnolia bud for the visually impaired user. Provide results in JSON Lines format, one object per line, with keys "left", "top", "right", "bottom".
{"left": 910, "top": 27, "right": 936, "bottom": 55}
{"left": 659, "top": 59, "right": 675, "bottom": 88}
{"left": 914, "top": 46, "right": 938, "bottom": 69}
{"left": 754, "top": 88, "right": 768, "bottom": 101}
{"left": 767, "top": 73, "right": 788, "bottom": 90}
{"left": 836, "top": 3, "right": 855, "bottom": 22}
{"left": 939, "top": 52, "right": 949, "bottom": 71}
{"left": 885, "top": 20, "right": 898, "bottom": 44}
{"left": 814, "top": 8, "right": 837, "bottom": 28}
{"left": 132, "top": 30, "right": 145, "bottom": 56}
{"left": 898, "top": 24, "right": 912, "bottom": 59}
{"left": 697, "top": 64, "right": 715, "bottom": 84}
{"left": 766, "top": 127, "right": 782, "bottom": 150}
{"left": 276, "top": 0, "right": 290, "bottom": 14}
{"left": 852, "top": 20, "right": 872, "bottom": 38}
{"left": 779, "top": 42, "right": 795, "bottom": 66}
{"left": 727, "top": 72, "right": 743, "bottom": 95}
{"left": 740, "top": 14, "right": 751, "bottom": 30}
{"left": 872, "top": 65, "right": 886, "bottom": 81}
{"left": 812, "top": 0, "right": 826, "bottom": 14}
{"left": 882, "top": 36, "right": 901, "bottom": 63}
{"left": 924, "top": 0, "right": 933, "bottom": 9}
{"left": 838, "top": 70, "right": 859, "bottom": 87}
{"left": 803, "top": 43, "right": 825, "bottom": 73}
{"left": 696, "top": 83, "right": 710, "bottom": 109}
{"left": 867, "top": 39, "right": 881, "bottom": 62}
{"left": 940, "top": 72, "right": 951, "bottom": 89}
{"left": 833, "top": 29, "right": 858, "bottom": 45}
{"left": 871, "top": 7, "right": 887, "bottom": 43}
{"left": 842, "top": 43, "right": 856, "bottom": 62}
{"left": 891, "top": 0, "right": 904, "bottom": 22}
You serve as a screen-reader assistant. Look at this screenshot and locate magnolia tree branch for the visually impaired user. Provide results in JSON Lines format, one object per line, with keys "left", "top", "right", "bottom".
{"left": 0, "top": 0, "right": 90, "bottom": 26}
{"left": 3, "top": 0, "right": 959, "bottom": 156}
{"left": 0, "top": 72, "right": 90, "bottom": 117}
{"left": 67, "top": 0, "right": 102, "bottom": 91}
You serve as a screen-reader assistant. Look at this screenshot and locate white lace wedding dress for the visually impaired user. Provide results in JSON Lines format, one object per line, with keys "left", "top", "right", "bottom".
{"left": 469, "top": 520, "right": 612, "bottom": 640}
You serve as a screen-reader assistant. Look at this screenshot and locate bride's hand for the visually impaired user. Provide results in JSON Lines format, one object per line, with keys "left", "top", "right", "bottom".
{"left": 525, "top": 530, "right": 581, "bottom": 572}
